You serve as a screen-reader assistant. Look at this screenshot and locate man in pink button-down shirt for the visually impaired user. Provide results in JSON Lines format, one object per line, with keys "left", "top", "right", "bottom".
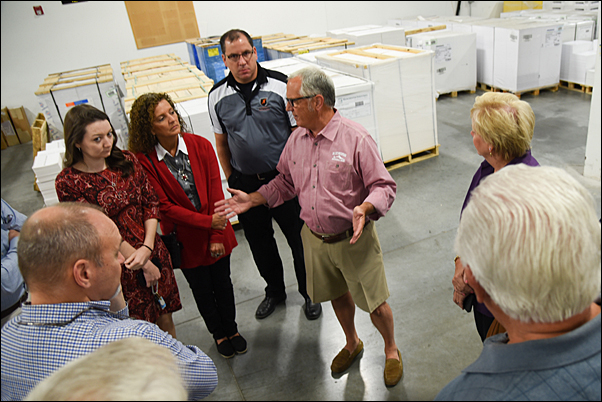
{"left": 215, "top": 66, "right": 403, "bottom": 387}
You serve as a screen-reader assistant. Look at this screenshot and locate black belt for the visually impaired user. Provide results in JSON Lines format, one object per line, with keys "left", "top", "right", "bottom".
{"left": 1, "top": 291, "right": 27, "bottom": 319}
{"left": 310, "top": 221, "right": 370, "bottom": 244}
{"left": 241, "top": 169, "right": 279, "bottom": 182}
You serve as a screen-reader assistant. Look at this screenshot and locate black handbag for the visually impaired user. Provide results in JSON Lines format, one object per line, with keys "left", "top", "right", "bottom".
{"left": 144, "top": 153, "right": 183, "bottom": 268}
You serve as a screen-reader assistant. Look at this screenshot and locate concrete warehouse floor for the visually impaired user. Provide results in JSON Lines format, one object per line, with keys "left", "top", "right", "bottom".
{"left": 1, "top": 87, "right": 600, "bottom": 400}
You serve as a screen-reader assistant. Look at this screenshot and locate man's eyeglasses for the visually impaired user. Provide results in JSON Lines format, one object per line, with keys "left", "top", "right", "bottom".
{"left": 226, "top": 50, "right": 254, "bottom": 62}
{"left": 286, "top": 95, "right": 315, "bottom": 108}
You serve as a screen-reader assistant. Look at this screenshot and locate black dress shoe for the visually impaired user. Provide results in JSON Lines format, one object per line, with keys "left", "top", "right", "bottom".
{"left": 304, "top": 297, "right": 322, "bottom": 320}
{"left": 255, "top": 295, "right": 286, "bottom": 319}
{"left": 216, "top": 339, "right": 235, "bottom": 359}
{"left": 228, "top": 334, "right": 248, "bottom": 354}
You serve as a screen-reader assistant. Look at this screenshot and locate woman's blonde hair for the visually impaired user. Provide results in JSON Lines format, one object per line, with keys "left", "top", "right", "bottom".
{"left": 470, "top": 92, "right": 535, "bottom": 161}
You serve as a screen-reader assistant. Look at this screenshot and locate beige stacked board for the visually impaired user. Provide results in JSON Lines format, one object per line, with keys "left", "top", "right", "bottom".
{"left": 314, "top": 45, "right": 438, "bottom": 164}
{"left": 121, "top": 54, "right": 214, "bottom": 115}
{"left": 35, "top": 64, "right": 129, "bottom": 148}
{"left": 263, "top": 36, "right": 354, "bottom": 60}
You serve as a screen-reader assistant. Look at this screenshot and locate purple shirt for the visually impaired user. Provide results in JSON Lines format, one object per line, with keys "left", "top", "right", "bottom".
{"left": 258, "top": 111, "right": 396, "bottom": 234}
{"left": 461, "top": 149, "right": 540, "bottom": 316}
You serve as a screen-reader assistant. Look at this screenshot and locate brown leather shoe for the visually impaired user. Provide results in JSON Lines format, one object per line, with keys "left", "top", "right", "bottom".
{"left": 384, "top": 349, "right": 403, "bottom": 387}
{"left": 331, "top": 340, "right": 364, "bottom": 373}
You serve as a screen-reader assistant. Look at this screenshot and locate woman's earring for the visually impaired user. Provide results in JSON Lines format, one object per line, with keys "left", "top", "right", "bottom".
{"left": 76, "top": 147, "right": 81, "bottom": 152}
{"left": 489, "top": 147, "right": 493, "bottom": 157}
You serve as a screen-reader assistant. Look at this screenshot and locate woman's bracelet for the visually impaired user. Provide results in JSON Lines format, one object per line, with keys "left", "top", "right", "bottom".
{"left": 141, "top": 244, "right": 153, "bottom": 253}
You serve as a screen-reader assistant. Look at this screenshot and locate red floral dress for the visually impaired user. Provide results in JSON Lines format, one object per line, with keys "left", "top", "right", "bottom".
{"left": 55, "top": 150, "right": 182, "bottom": 323}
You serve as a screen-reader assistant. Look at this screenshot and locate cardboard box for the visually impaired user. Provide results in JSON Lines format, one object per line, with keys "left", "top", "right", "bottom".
{"left": 315, "top": 45, "right": 438, "bottom": 162}
{"left": 8, "top": 106, "right": 32, "bottom": 144}
{"left": 561, "top": 40, "right": 597, "bottom": 84}
{"left": 1, "top": 107, "right": 20, "bottom": 146}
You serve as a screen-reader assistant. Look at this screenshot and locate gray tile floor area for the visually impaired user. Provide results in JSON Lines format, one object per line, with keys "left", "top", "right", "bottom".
{"left": 2, "top": 88, "right": 600, "bottom": 401}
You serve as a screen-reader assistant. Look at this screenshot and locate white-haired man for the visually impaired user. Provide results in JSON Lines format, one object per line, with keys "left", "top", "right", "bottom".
{"left": 436, "top": 164, "right": 601, "bottom": 400}
{"left": 216, "top": 66, "right": 402, "bottom": 386}
{"left": 1, "top": 203, "right": 217, "bottom": 401}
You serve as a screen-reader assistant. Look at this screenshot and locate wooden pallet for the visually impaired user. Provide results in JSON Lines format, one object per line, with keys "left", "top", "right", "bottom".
{"left": 384, "top": 145, "right": 440, "bottom": 172}
{"left": 476, "top": 82, "right": 559, "bottom": 99}
{"left": 559, "top": 80, "right": 593, "bottom": 95}
{"left": 436, "top": 88, "right": 476, "bottom": 100}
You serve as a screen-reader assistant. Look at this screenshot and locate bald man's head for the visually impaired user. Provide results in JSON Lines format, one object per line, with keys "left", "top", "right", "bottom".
{"left": 18, "top": 203, "right": 112, "bottom": 290}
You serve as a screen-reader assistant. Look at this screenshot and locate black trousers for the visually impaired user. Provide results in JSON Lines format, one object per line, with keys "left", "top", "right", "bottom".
{"left": 229, "top": 169, "right": 308, "bottom": 300}
{"left": 181, "top": 255, "right": 238, "bottom": 341}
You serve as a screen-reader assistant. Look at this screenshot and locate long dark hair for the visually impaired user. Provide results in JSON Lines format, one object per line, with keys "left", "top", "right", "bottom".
{"left": 63, "top": 104, "right": 133, "bottom": 177}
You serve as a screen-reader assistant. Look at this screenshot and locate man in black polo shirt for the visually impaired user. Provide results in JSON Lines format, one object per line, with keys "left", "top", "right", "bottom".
{"left": 208, "top": 29, "right": 321, "bottom": 320}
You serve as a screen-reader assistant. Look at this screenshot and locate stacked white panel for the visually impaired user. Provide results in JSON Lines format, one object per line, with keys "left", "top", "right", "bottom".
{"left": 314, "top": 45, "right": 437, "bottom": 163}
{"left": 32, "top": 139, "right": 65, "bottom": 207}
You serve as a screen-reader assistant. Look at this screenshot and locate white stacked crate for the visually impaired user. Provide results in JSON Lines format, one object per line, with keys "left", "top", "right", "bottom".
{"left": 314, "top": 45, "right": 438, "bottom": 163}
{"left": 327, "top": 25, "right": 406, "bottom": 47}
{"left": 32, "top": 139, "right": 65, "bottom": 206}
{"left": 493, "top": 20, "right": 564, "bottom": 92}
{"left": 560, "top": 40, "right": 598, "bottom": 84}
{"left": 406, "top": 30, "right": 477, "bottom": 97}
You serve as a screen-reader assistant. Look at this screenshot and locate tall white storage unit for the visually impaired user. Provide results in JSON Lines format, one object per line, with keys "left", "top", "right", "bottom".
{"left": 315, "top": 45, "right": 437, "bottom": 163}
{"left": 260, "top": 58, "right": 379, "bottom": 151}
{"left": 406, "top": 31, "right": 477, "bottom": 96}
{"left": 493, "top": 20, "right": 563, "bottom": 92}
{"left": 327, "top": 25, "right": 406, "bottom": 47}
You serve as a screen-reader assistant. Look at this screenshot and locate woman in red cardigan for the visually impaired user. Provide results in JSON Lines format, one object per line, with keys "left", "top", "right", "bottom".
{"left": 128, "top": 92, "right": 244, "bottom": 359}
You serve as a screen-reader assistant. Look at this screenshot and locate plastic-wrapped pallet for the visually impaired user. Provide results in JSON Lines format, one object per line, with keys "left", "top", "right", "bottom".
{"left": 327, "top": 25, "right": 406, "bottom": 47}
{"left": 493, "top": 20, "right": 563, "bottom": 92}
{"left": 314, "top": 45, "right": 437, "bottom": 163}
{"left": 406, "top": 30, "right": 477, "bottom": 97}
{"left": 560, "top": 40, "right": 598, "bottom": 84}
{"left": 35, "top": 65, "right": 129, "bottom": 148}
{"left": 32, "top": 139, "right": 65, "bottom": 206}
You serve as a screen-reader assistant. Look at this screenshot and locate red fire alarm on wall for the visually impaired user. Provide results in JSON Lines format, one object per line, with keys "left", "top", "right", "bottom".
{"left": 34, "top": 5, "right": 44, "bottom": 16}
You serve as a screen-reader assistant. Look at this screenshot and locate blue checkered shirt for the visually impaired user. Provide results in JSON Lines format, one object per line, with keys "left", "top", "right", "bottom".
{"left": 435, "top": 313, "right": 601, "bottom": 401}
{"left": 1, "top": 301, "right": 217, "bottom": 401}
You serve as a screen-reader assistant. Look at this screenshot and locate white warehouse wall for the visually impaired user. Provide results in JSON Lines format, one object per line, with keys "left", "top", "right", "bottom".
{"left": 1, "top": 0, "right": 455, "bottom": 121}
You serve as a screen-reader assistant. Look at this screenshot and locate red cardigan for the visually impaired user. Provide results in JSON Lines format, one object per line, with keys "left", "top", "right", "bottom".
{"left": 137, "top": 133, "right": 237, "bottom": 269}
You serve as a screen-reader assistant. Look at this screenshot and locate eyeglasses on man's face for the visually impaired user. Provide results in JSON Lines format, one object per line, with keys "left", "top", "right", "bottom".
{"left": 286, "top": 95, "right": 315, "bottom": 108}
{"left": 226, "top": 50, "right": 254, "bottom": 62}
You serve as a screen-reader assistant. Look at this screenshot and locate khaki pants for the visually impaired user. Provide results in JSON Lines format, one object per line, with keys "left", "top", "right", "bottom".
{"left": 301, "top": 221, "right": 390, "bottom": 313}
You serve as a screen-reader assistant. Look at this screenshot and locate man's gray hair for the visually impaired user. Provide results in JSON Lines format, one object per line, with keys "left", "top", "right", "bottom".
{"left": 455, "top": 164, "right": 601, "bottom": 323}
{"left": 288, "top": 67, "right": 336, "bottom": 108}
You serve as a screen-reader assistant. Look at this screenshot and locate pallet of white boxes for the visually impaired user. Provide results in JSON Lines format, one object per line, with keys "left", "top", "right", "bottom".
{"left": 313, "top": 44, "right": 439, "bottom": 167}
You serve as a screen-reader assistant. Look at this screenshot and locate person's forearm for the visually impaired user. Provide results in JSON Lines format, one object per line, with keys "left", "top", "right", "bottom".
{"left": 248, "top": 191, "right": 268, "bottom": 208}
{"left": 143, "top": 218, "right": 158, "bottom": 249}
